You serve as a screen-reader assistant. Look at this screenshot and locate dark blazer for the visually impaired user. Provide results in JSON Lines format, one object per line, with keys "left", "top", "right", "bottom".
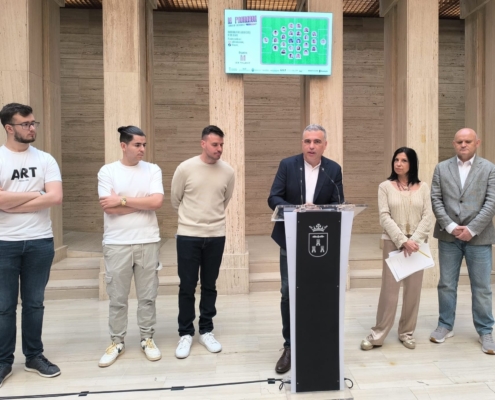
{"left": 268, "top": 154, "right": 344, "bottom": 249}
{"left": 431, "top": 155, "right": 495, "bottom": 245}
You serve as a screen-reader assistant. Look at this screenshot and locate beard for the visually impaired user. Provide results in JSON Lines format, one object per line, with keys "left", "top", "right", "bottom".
{"left": 14, "top": 131, "right": 35, "bottom": 144}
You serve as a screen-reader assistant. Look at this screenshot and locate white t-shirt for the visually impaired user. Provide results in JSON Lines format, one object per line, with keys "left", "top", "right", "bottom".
{"left": 0, "top": 145, "right": 62, "bottom": 241}
{"left": 98, "top": 160, "right": 164, "bottom": 245}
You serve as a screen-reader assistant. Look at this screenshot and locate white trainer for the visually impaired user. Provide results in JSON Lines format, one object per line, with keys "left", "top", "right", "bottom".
{"left": 98, "top": 342, "right": 125, "bottom": 367}
{"left": 175, "top": 335, "right": 193, "bottom": 359}
{"left": 141, "top": 338, "right": 162, "bottom": 361}
{"left": 199, "top": 332, "right": 222, "bottom": 353}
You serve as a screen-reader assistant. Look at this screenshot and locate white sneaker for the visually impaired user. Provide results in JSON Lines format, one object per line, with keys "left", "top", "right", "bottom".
{"left": 98, "top": 342, "right": 125, "bottom": 367}
{"left": 141, "top": 338, "right": 162, "bottom": 361}
{"left": 175, "top": 335, "right": 193, "bottom": 359}
{"left": 199, "top": 332, "right": 222, "bottom": 353}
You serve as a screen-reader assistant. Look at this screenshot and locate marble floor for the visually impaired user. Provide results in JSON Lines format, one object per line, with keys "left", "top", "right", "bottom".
{"left": 2, "top": 286, "right": 495, "bottom": 399}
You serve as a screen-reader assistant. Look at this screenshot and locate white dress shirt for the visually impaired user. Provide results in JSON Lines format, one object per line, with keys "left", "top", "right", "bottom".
{"left": 304, "top": 160, "right": 320, "bottom": 204}
{"left": 445, "top": 155, "right": 476, "bottom": 236}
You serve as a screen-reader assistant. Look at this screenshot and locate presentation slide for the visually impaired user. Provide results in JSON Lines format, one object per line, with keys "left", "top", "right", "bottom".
{"left": 225, "top": 10, "right": 333, "bottom": 76}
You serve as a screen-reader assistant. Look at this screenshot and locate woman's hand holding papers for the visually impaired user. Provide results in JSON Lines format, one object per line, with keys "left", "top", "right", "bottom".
{"left": 401, "top": 239, "right": 419, "bottom": 257}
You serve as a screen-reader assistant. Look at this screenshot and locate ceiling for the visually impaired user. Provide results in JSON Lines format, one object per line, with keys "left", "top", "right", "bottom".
{"left": 65, "top": 0, "right": 461, "bottom": 18}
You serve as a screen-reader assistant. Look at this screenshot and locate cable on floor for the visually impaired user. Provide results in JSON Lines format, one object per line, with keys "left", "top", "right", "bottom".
{"left": 0, "top": 378, "right": 285, "bottom": 399}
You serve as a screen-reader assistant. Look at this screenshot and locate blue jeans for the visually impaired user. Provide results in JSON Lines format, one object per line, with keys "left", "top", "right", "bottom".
{"left": 438, "top": 239, "right": 494, "bottom": 335}
{"left": 176, "top": 236, "right": 225, "bottom": 336}
{"left": 280, "top": 248, "right": 290, "bottom": 348}
{"left": 0, "top": 239, "right": 54, "bottom": 366}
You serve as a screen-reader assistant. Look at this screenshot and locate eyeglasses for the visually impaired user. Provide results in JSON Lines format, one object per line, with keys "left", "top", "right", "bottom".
{"left": 8, "top": 121, "right": 40, "bottom": 130}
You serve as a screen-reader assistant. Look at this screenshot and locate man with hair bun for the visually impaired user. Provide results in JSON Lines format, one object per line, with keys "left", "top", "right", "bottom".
{"left": 97, "top": 125, "right": 164, "bottom": 367}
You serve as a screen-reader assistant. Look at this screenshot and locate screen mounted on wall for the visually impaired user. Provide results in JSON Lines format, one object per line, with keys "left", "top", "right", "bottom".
{"left": 225, "top": 10, "right": 333, "bottom": 76}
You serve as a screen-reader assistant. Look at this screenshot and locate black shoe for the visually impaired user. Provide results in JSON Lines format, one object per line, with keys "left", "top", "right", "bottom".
{"left": 275, "top": 347, "right": 291, "bottom": 374}
{"left": 0, "top": 365, "right": 13, "bottom": 388}
{"left": 25, "top": 355, "right": 61, "bottom": 378}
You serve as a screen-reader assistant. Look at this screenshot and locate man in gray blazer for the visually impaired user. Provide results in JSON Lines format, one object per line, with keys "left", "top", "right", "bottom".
{"left": 430, "top": 128, "right": 495, "bottom": 354}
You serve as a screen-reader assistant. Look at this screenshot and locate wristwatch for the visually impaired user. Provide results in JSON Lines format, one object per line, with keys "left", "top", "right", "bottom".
{"left": 121, "top": 197, "right": 127, "bottom": 206}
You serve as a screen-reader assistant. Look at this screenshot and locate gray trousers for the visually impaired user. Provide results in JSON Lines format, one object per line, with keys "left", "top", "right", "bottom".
{"left": 368, "top": 239, "right": 424, "bottom": 345}
{"left": 103, "top": 242, "right": 161, "bottom": 343}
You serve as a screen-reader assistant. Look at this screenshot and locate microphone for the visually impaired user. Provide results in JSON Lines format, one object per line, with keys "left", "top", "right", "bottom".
{"left": 299, "top": 167, "right": 304, "bottom": 205}
{"left": 321, "top": 167, "right": 342, "bottom": 205}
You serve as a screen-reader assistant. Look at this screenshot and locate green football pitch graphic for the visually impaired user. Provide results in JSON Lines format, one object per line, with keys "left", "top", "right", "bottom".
{"left": 261, "top": 17, "right": 328, "bottom": 66}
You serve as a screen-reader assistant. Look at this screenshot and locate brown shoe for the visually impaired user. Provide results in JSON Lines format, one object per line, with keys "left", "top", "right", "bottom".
{"left": 275, "top": 347, "right": 291, "bottom": 374}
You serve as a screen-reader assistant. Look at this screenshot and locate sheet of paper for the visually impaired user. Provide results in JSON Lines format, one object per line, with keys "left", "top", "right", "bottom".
{"left": 385, "top": 243, "right": 435, "bottom": 282}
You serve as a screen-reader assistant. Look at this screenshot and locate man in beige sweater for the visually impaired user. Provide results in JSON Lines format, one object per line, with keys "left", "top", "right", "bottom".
{"left": 171, "top": 125, "right": 235, "bottom": 359}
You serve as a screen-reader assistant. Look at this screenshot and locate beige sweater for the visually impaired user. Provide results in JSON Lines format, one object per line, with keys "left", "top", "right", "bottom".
{"left": 171, "top": 156, "right": 235, "bottom": 237}
{"left": 379, "top": 180, "right": 434, "bottom": 249}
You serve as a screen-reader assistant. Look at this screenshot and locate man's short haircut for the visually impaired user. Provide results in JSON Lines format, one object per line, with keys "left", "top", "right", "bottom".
{"left": 303, "top": 124, "right": 327, "bottom": 140}
{"left": 0, "top": 103, "right": 33, "bottom": 127}
{"left": 118, "top": 126, "right": 145, "bottom": 144}
{"left": 201, "top": 125, "right": 224, "bottom": 139}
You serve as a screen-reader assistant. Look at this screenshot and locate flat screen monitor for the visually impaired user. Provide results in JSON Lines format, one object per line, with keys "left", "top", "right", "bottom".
{"left": 225, "top": 10, "right": 333, "bottom": 76}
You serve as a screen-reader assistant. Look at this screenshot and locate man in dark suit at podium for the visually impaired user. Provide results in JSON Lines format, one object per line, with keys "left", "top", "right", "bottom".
{"left": 267, "top": 124, "right": 344, "bottom": 374}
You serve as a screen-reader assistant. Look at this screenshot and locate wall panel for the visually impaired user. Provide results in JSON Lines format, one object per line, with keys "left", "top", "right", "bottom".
{"left": 60, "top": 11, "right": 464, "bottom": 236}
{"left": 60, "top": 9, "right": 104, "bottom": 233}
{"left": 439, "top": 20, "right": 465, "bottom": 162}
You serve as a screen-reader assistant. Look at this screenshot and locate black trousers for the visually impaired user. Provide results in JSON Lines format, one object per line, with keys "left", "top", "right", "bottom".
{"left": 176, "top": 235, "right": 226, "bottom": 336}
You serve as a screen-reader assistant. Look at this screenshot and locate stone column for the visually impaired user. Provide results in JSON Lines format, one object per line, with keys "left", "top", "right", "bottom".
{"left": 380, "top": 0, "right": 439, "bottom": 287}
{"left": 145, "top": 0, "right": 155, "bottom": 162}
{"left": 0, "top": 0, "right": 66, "bottom": 261}
{"left": 43, "top": 0, "right": 66, "bottom": 262}
{"left": 100, "top": 0, "right": 156, "bottom": 299}
{"left": 0, "top": 0, "right": 44, "bottom": 146}
{"left": 301, "top": 0, "right": 344, "bottom": 165}
{"left": 102, "top": 0, "right": 156, "bottom": 164}
{"left": 461, "top": 0, "right": 495, "bottom": 161}
{"left": 209, "top": 0, "right": 249, "bottom": 294}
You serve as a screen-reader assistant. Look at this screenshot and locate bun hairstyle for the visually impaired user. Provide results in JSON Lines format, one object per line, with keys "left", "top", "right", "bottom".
{"left": 118, "top": 125, "right": 145, "bottom": 144}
